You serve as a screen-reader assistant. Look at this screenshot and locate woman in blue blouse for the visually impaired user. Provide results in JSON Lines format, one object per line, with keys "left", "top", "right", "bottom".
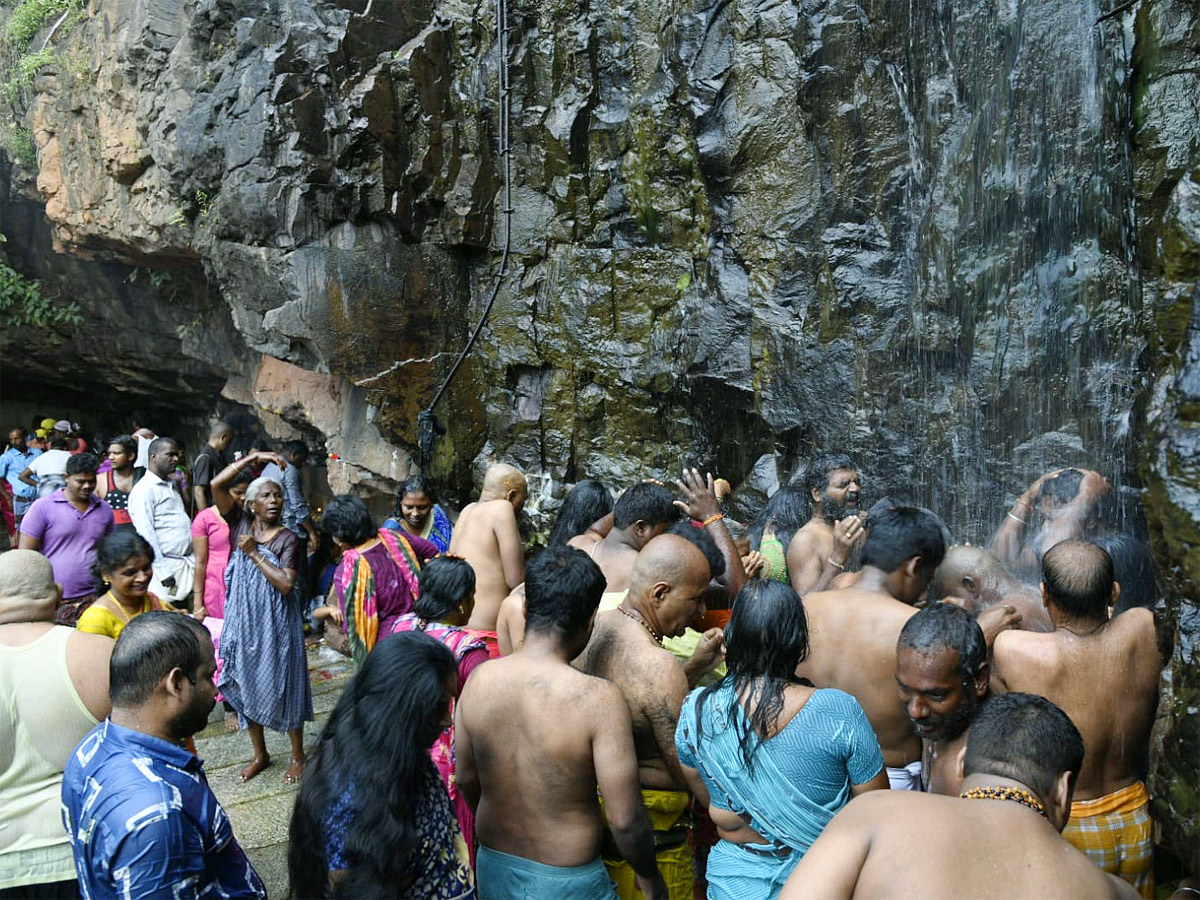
{"left": 676, "top": 580, "right": 889, "bottom": 899}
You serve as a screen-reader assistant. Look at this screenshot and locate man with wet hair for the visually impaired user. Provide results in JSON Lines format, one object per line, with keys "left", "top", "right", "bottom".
{"left": 787, "top": 453, "right": 866, "bottom": 596}
{"left": 993, "top": 466, "right": 1110, "bottom": 577}
{"left": 991, "top": 539, "right": 1159, "bottom": 897}
{"left": 896, "top": 602, "right": 989, "bottom": 794}
{"left": 578, "top": 535, "right": 723, "bottom": 899}
{"left": 796, "top": 506, "right": 946, "bottom": 790}
{"left": 781, "top": 693, "right": 1138, "bottom": 899}
{"left": 450, "top": 463, "right": 529, "bottom": 657}
{"left": 569, "top": 481, "right": 680, "bottom": 597}
{"left": 62, "top": 612, "right": 266, "bottom": 899}
{"left": 933, "top": 543, "right": 1052, "bottom": 632}
{"left": 457, "top": 545, "right": 666, "bottom": 899}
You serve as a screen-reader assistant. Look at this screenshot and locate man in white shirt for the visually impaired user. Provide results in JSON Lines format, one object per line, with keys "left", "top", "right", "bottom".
{"left": 19, "top": 437, "right": 72, "bottom": 498}
{"left": 127, "top": 437, "right": 195, "bottom": 606}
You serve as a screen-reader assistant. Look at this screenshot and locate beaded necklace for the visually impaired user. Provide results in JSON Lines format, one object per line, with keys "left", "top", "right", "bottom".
{"left": 618, "top": 604, "right": 662, "bottom": 644}
{"left": 960, "top": 785, "right": 1047, "bottom": 818}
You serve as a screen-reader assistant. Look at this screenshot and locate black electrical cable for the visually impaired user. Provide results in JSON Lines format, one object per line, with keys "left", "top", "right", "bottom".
{"left": 419, "top": 0, "right": 513, "bottom": 468}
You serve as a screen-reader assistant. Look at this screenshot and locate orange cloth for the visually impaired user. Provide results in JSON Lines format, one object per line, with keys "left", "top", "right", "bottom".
{"left": 1062, "top": 781, "right": 1154, "bottom": 899}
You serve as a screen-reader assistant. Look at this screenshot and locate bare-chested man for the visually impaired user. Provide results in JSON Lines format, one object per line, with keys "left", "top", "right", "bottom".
{"left": 456, "top": 545, "right": 666, "bottom": 899}
{"left": 449, "top": 463, "right": 527, "bottom": 657}
{"left": 568, "top": 482, "right": 678, "bottom": 598}
{"left": 781, "top": 693, "right": 1138, "bottom": 900}
{"left": 895, "top": 602, "right": 989, "bottom": 795}
{"left": 992, "top": 467, "right": 1110, "bottom": 578}
{"left": 578, "top": 535, "right": 724, "bottom": 899}
{"left": 796, "top": 506, "right": 945, "bottom": 790}
{"left": 787, "top": 453, "right": 866, "bottom": 596}
{"left": 992, "top": 540, "right": 1160, "bottom": 898}
{"left": 934, "top": 543, "right": 1053, "bottom": 632}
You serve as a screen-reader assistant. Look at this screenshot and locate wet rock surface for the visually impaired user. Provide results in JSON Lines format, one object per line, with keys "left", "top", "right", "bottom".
{"left": 0, "top": 0, "right": 1196, "bottom": 862}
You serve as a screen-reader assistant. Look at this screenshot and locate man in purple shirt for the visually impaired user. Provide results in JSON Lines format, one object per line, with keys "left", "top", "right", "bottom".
{"left": 19, "top": 452, "right": 114, "bottom": 625}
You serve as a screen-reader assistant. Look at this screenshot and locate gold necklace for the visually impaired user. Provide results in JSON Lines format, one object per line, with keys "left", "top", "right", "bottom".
{"left": 618, "top": 605, "right": 662, "bottom": 644}
{"left": 960, "top": 785, "right": 1047, "bottom": 817}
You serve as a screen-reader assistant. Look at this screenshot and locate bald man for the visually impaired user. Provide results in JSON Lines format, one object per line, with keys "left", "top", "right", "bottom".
{"left": 450, "top": 463, "right": 528, "bottom": 657}
{"left": 578, "top": 535, "right": 723, "bottom": 899}
{"left": 796, "top": 506, "right": 946, "bottom": 791}
{"left": 191, "top": 422, "right": 234, "bottom": 512}
{"left": 992, "top": 540, "right": 1160, "bottom": 898}
{"left": 934, "top": 544, "right": 1052, "bottom": 633}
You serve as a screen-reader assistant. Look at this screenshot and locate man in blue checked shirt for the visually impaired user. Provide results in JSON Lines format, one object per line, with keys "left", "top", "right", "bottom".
{"left": 61, "top": 612, "right": 266, "bottom": 900}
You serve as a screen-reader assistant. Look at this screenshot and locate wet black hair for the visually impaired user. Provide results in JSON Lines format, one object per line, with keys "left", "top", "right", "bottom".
{"left": 667, "top": 520, "right": 725, "bottom": 580}
{"left": 613, "top": 482, "right": 679, "bottom": 530}
{"left": 862, "top": 506, "right": 947, "bottom": 577}
{"left": 524, "top": 545, "right": 606, "bottom": 636}
{"left": 324, "top": 494, "right": 377, "bottom": 546}
{"left": 548, "top": 480, "right": 613, "bottom": 547}
{"left": 1091, "top": 533, "right": 1159, "bottom": 614}
{"left": 1041, "top": 540, "right": 1113, "bottom": 620}
{"left": 803, "top": 453, "right": 857, "bottom": 497}
{"left": 392, "top": 474, "right": 436, "bottom": 518}
{"left": 963, "top": 693, "right": 1084, "bottom": 803}
{"left": 109, "top": 611, "right": 210, "bottom": 707}
{"left": 747, "top": 486, "right": 809, "bottom": 554}
{"left": 1041, "top": 469, "right": 1084, "bottom": 506}
{"left": 898, "top": 602, "right": 987, "bottom": 688}
{"left": 289, "top": 632, "right": 456, "bottom": 898}
{"left": 695, "top": 580, "right": 809, "bottom": 770}
{"left": 415, "top": 557, "right": 476, "bottom": 621}
{"left": 107, "top": 434, "right": 137, "bottom": 457}
{"left": 95, "top": 529, "right": 155, "bottom": 579}
{"left": 66, "top": 452, "right": 101, "bottom": 477}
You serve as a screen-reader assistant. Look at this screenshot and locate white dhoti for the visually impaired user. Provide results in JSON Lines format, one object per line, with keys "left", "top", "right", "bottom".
{"left": 150, "top": 554, "right": 195, "bottom": 606}
{"left": 886, "top": 761, "right": 924, "bottom": 791}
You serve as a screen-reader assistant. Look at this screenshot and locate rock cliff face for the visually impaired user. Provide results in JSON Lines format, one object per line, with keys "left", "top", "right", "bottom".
{"left": 0, "top": 0, "right": 1197, "bottom": 863}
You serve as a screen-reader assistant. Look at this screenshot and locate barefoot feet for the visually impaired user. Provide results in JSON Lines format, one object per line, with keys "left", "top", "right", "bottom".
{"left": 283, "top": 757, "right": 305, "bottom": 784}
{"left": 224, "top": 712, "right": 239, "bottom": 731}
{"left": 239, "top": 756, "right": 270, "bottom": 782}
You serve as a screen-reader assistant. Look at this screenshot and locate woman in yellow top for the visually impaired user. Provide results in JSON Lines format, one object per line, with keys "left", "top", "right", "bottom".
{"left": 76, "top": 531, "right": 166, "bottom": 639}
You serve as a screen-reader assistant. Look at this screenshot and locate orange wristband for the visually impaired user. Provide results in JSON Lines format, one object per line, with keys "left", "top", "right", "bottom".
{"left": 701, "top": 513, "right": 724, "bottom": 527}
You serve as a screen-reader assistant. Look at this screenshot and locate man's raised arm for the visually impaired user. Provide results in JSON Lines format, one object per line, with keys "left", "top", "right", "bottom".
{"left": 494, "top": 507, "right": 525, "bottom": 591}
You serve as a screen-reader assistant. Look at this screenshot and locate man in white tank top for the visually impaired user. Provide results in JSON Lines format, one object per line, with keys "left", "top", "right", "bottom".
{"left": 0, "top": 550, "right": 112, "bottom": 899}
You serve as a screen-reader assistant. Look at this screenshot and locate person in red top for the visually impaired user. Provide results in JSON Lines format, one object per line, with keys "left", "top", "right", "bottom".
{"left": 95, "top": 436, "right": 142, "bottom": 528}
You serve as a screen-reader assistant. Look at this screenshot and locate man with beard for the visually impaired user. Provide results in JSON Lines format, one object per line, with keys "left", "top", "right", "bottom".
{"left": 62, "top": 612, "right": 266, "bottom": 899}
{"left": 895, "top": 602, "right": 989, "bottom": 795}
{"left": 787, "top": 453, "right": 867, "bottom": 596}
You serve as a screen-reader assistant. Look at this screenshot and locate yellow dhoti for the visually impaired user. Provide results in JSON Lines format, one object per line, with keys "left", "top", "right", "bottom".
{"left": 1062, "top": 780, "right": 1154, "bottom": 899}
{"left": 600, "top": 789, "right": 694, "bottom": 900}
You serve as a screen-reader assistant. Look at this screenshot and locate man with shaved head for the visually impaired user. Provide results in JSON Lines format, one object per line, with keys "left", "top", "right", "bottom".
{"left": 450, "top": 463, "right": 528, "bottom": 657}
{"left": 191, "top": 421, "right": 234, "bottom": 512}
{"left": 934, "top": 544, "right": 1052, "bottom": 632}
{"left": 895, "top": 602, "right": 989, "bottom": 795}
{"left": 992, "top": 539, "right": 1160, "bottom": 897}
{"left": 578, "top": 534, "right": 723, "bottom": 899}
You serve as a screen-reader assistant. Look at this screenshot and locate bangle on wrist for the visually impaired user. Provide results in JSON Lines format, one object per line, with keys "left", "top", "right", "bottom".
{"left": 701, "top": 513, "right": 724, "bottom": 528}
{"left": 1015, "top": 497, "right": 1033, "bottom": 510}
{"left": 1006, "top": 511, "right": 1027, "bottom": 525}
{"left": 827, "top": 557, "right": 845, "bottom": 570}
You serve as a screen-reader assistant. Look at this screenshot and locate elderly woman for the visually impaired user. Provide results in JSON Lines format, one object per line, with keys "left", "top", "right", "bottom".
{"left": 675, "top": 580, "right": 889, "bottom": 899}
{"left": 212, "top": 450, "right": 312, "bottom": 784}
{"left": 314, "top": 493, "right": 440, "bottom": 664}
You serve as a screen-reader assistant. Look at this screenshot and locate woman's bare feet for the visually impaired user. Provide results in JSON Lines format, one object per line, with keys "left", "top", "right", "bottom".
{"left": 283, "top": 757, "right": 305, "bottom": 784}
{"left": 238, "top": 756, "right": 270, "bottom": 782}
{"left": 224, "top": 712, "right": 239, "bottom": 731}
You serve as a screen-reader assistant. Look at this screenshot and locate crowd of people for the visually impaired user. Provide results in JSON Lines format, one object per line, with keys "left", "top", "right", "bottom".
{"left": 0, "top": 415, "right": 1184, "bottom": 900}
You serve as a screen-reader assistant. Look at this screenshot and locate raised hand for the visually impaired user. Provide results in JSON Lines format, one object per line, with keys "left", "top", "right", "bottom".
{"left": 673, "top": 468, "right": 721, "bottom": 521}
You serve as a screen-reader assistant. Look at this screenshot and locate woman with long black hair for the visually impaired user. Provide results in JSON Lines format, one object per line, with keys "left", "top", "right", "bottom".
{"left": 288, "top": 631, "right": 474, "bottom": 899}
{"left": 745, "top": 486, "right": 810, "bottom": 583}
{"left": 675, "top": 580, "right": 888, "bottom": 899}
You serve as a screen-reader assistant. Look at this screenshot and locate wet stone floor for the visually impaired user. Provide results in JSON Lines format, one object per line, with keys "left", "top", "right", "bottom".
{"left": 197, "top": 641, "right": 355, "bottom": 899}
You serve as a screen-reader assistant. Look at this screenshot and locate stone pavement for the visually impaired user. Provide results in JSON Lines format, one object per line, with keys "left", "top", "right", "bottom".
{"left": 195, "top": 642, "right": 355, "bottom": 899}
